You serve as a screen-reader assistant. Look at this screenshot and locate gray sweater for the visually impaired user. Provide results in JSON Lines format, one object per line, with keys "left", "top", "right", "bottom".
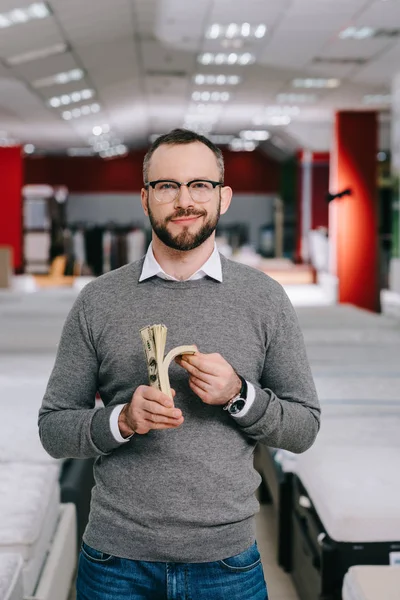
{"left": 38, "top": 254, "right": 320, "bottom": 563}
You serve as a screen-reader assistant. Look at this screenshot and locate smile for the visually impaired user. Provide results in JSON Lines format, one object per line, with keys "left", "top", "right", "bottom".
{"left": 171, "top": 216, "right": 201, "bottom": 224}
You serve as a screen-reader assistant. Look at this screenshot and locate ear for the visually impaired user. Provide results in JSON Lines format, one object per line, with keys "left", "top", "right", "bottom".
{"left": 219, "top": 186, "right": 233, "bottom": 216}
{"left": 141, "top": 188, "right": 149, "bottom": 216}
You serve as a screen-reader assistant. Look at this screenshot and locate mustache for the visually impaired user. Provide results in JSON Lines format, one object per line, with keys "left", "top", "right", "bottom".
{"left": 168, "top": 209, "right": 206, "bottom": 221}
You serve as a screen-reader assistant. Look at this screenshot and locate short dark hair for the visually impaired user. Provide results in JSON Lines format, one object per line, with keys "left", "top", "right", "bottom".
{"left": 143, "top": 128, "right": 224, "bottom": 184}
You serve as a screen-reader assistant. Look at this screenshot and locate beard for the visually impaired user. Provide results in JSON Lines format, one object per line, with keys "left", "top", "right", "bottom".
{"left": 147, "top": 197, "right": 221, "bottom": 252}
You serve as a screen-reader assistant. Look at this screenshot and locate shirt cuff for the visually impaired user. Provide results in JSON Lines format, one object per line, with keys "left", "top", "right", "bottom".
{"left": 229, "top": 381, "right": 255, "bottom": 419}
{"left": 109, "top": 404, "right": 133, "bottom": 443}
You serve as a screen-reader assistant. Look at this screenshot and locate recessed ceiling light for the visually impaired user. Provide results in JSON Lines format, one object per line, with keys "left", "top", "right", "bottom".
{"left": 198, "top": 52, "right": 255, "bottom": 65}
{"left": 5, "top": 42, "right": 67, "bottom": 65}
{"left": 205, "top": 23, "right": 267, "bottom": 40}
{"left": 292, "top": 78, "right": 340, "bottom": 89}
{"left": 240, "top": 130, "right": 270, "bottom": 141}
{"left": 194, "top": 74, "right": 241, "bottom": 85}
{"left": 62, "top": 103, "right": 100, "bottom": 120}
{"left": 32, "top": 68, "right": 84, "bottom": 88}
{"left": 0, "top": 2, "right": 50, "bottom": 29}
{"left": 339, "top": 26, "right": 375, "bottom": 40}
{"left": 229, "top": 138, "right": 258, "bottom": 152}
{"left": 48, "top": 89, "right": 94, "bottom": 108}
{"left": 23, "top": 144, "right": 35, "bottom": 154}
{"left": 191, "top": 91, "right": 230, "bottom": 102}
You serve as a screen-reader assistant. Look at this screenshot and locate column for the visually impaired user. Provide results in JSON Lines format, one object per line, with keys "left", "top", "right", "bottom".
{"left": 296, "top": 151, "right": 330, "bottom": 263}
{"left": 390, "top": 74, "right": 400, "bottom": 294}
{"left": 0, "top": 146, "right": 23, "bottom": 271}
{"left": 329, "top": 111, "right": 380, "bottom": 312}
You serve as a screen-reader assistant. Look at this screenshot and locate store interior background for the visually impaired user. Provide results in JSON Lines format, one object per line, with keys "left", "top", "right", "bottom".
{"left": 0, "top": 0, "right": 399, "bottom": 314}
{"left": 1, "top": 2, "right": 400, "bottom": 600}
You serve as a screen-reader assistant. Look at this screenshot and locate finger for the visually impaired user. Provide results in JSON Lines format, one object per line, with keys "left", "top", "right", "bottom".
{"left": 143, "top": 400, "right": 182, "bottom": 419}
{"left": 190, "top": 375, "right": 210, "bottom": 394}
{"left": 144, "top": 413, "right": 184, "bottom": 426}
{"left": 147, "top": 420, "right": 184, "bottom": 430}
{"left": 178, "top": 359, "right": 215, "bottom": 384}
{"left": 181, "top": 353, "right": 220, "bottom": 376}
{"left": 189, "top": 378, "right": 207, "bottom": 401}
{"left": 141, "top": 385, "right": 174, "bottom": 408}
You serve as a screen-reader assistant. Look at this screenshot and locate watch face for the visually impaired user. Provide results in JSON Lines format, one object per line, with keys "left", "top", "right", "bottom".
{"left": 229, "top": 399, "right": 246, "bottom": 414}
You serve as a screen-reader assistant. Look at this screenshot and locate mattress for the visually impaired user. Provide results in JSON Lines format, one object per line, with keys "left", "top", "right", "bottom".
{"left": 0, "top": 554, "right": 23, "bottom": 600}
{"left": 0, "top": 463, "right": 60, "bottom": 595}
{"left": 296, "top": 446, "right": 400, "bottom": 543}
{"left": 342, "top": 565, "right": 400, "bottom": 600}
{"left": 0, "top": 381, "right": 63, "bottom": 466}
{"left": 273, "top": 413, "right": 400, "bottom": 474}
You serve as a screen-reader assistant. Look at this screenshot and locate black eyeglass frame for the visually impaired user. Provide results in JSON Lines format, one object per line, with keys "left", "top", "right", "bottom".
{"left": 144, "top": 179, "right": 224, "bottom": 190}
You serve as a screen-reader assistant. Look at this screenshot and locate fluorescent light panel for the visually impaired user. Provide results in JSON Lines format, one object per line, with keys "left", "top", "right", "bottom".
{"left": 206, "top": 23, "right": 266, "bottom": 39}
{"left": 62, "top": 103, "right": 101, "bottom": 120}
{"left": 192, "top": 91, "right": 230, "bottom": 102}
{"left": 0, "top": 2, "right": 50, "bottom": 29}
{"left": 5, "top": 43, "right": 67, "bottom": 65}
{"left": 194, "top": 74, "right": 241, "bottom": 85}
{"left": 198, "top": 52, "right": 255, "bottom": 65}
{"left": 49, "top": 89, "right": 94, "bottom": 108}
{"left": 339, "top": 26, "right": 375, "bottom": 39}
{"left": 293, "top": 78, "right": 340, "bottom": 89}
{"left": 33, "top": 69, "right": 84, "bottom": 88}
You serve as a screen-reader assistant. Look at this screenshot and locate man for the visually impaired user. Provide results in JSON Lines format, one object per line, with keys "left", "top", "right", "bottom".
{"left": 39, "top": 128, "right": 320, "bottom": 600}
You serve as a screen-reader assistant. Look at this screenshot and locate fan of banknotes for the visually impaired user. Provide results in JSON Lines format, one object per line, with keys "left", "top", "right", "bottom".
{"left": 140, "top": 324, "right": 197, "bottom": 399}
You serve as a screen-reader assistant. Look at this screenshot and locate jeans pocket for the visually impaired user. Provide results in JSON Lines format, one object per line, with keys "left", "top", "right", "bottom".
{"left": 80, "top": 541, "right": 115, "bottom": 564}
{"left": 219, "top": 542, "right": 262, "bottom": 573}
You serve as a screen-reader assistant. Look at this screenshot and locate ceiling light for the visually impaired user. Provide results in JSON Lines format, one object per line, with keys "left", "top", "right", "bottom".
{"left": 252, "top": 114, "right": 292, "bottom": 126}
{"left": 292, "top": 78, "right": 340, "bottom": 89}
{"left": 205, "top": 23, "right": 267, "bottom": 40}
{"left": 23, "top": 144, "right": 35, "bottom": 154}
{"left": 61, "top": 103, "right": 101, "bottom": 120}
{"left": 363, "top": 94, "right": 391, "bottom": 105}
{"left": 93, "top": 126, "right": 103, "bottom": 136}
{"left": 276, "top": 93, "right": 317, "bottom": 103}
{"left": 48, "top": 89, "right": 94, "bottom": 108}
{"left": 5, "top": 42, "right": 67, "bottom": 66}
{"left": 191, "top": 91, "right": 230, "bottom": 102}
{"left": 0, "top": 3, "right": 50, "bottom": 29}
{"left": 198, "top": 52, "right": 255, "bottom": 65}
{"left": 240, "top": 130, "right": 270, "bottom": 141}
{"left": 339, "top": 26, "right": 375, "bottom": 40}
{"left": 32, "top": 68, "right": 84, "bottom": 88}
{"left": 229, "top": 139, "right": 258, "bottom": 152}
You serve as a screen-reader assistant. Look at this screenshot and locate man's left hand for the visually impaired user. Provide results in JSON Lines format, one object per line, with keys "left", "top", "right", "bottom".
{"left": 175, "top": 350, "right": 241, "bottom": 406}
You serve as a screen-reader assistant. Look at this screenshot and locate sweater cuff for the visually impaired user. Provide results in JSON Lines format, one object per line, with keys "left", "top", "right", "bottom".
{"left": 232, "top": 386, "right": 269, "bottom": 428}
{"left": 90, "top": 405, "right": 131, "bottom": 454}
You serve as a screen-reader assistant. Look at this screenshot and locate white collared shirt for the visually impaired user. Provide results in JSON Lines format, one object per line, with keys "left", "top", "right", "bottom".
{"left": 110, "top": 242, "right": 255, "bottom": 442}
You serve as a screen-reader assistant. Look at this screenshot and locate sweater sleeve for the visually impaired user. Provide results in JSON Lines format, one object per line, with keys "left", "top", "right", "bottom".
{"left": 233, "top": 289, "right": 321, "bottom": 453}
{"left": 38, "top": 292, "right": 127, "bottom": 459}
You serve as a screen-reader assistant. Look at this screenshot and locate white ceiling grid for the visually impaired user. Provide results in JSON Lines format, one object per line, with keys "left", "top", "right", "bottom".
{"left": 0, "top": 0, "right": 398, "bottom": 153}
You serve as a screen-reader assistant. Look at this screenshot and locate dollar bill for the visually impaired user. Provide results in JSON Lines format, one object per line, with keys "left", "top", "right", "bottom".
{"left": 140, "top": 325, "right": 162, "bottom": 391}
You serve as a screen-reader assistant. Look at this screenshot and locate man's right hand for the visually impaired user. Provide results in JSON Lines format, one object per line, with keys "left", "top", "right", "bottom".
{"left": 118, "top": 385, "right": 184, "bottom": 437}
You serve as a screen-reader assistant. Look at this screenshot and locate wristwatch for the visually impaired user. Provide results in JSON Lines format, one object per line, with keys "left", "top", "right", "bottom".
{"left": 223, "top": 375, "right": 248, "bottom": 415}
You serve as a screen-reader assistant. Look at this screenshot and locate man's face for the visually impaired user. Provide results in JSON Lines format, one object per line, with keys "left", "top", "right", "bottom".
{"left": 141, "top": 142, "right": 231, "bottom": 252}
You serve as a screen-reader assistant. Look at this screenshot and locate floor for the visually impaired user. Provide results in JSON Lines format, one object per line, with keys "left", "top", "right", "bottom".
{"left": 67, "top": 500, "right": 298, "bottom": 599}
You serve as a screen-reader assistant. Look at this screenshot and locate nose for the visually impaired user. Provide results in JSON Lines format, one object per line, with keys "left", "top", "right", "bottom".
{"left": 174, "top": 184, "right": 194, "bottom": 208}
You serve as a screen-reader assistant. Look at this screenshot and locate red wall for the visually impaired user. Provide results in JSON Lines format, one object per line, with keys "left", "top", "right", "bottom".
{"left": 0, "top": 146, "right": 23, "bottom": 270}
{"left": 332, "top": 112, "right": 379, "bottom": 312}
{"left": 24, "top": 149, "right": 281, "bottom": 194}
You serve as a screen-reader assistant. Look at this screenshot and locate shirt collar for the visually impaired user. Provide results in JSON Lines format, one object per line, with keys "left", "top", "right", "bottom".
{"left": 139, "top": 242, "right": 223, "bottom": 282}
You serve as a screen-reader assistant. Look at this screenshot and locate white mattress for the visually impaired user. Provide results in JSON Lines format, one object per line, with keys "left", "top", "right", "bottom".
{"left": 0, "top": 463, "right": 60, "bottom": 595}
{"left": 0, "top": 554, "right": 23, "bottom": 600}
{"left": 343, "top": 565, "right": 400, "bottom": 600}
{"left": 0, "top": 382, "right": 62, "bottom": 466}
{"left": 296, "top": 446, "right": 400, "bottom": 543}
{"left": 274, "top": 414, "right": 400, "bottom": 473}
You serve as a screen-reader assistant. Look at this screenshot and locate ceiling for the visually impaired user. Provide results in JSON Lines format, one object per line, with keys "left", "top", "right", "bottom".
{"left": 0, "top": 0, "right": 397, "bottom": 156}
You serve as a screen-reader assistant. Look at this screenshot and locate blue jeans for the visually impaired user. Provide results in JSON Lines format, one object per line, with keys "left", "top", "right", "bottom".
{"left": 76, "top": 541, "right": 268, "bottom": 600}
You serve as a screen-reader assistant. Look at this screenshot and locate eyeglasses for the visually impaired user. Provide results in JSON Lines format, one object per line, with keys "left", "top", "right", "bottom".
{"left": 145, "top": 179, "right": 224, "bottom": 204}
